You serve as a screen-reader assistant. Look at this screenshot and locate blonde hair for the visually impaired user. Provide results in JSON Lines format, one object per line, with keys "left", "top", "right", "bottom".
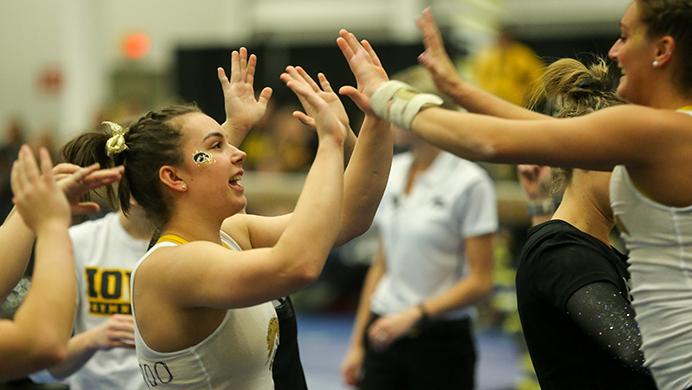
{"left": 527, "top": 58, "right": 624, "bottom": 192}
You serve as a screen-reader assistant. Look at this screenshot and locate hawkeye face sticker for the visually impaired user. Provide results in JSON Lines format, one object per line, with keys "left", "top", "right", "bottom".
{"left": 192, "top": 150, "right": 215, "bottom": 167}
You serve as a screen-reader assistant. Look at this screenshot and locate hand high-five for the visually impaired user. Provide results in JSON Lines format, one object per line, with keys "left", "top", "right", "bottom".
{"left": 11, "top": 146, "right": 70, "bottom": 233}
{"left": 52, "top": 163, "right": 123, "bottom": 215}
{"left": 415, "top": 7, "right": 463, "bottom": 97}
{"left": 336, "top": 29, "right": 389, "bottom": 114}
{"left": 218, "top": 47, "right": 273, "bottom": 140}
{"left": 282, "top": 66, "right": 351, "bottom": 133}
{"left": 280, "top": 66, "right": 348, "bottom": 145}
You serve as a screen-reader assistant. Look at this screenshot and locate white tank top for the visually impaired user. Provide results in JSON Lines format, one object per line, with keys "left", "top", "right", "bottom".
{"left": 130, "top": 232, "right": 279, "bottom": 389}
{"left": 610, "top": 109, "right": 692, "bottom": 390}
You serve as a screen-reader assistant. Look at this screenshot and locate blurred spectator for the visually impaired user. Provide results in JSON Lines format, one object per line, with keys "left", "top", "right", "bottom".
{"left": 270, "top": 104, "right": 316, "bottom": 172}
{"left": 240, "top": 101, "right": 281, "bottom": 171}
{"left": 29, "top": 128, "right": 59, "bottom": 162}
{"left": 340, "top": 66, "right": 497, "bottom": 390}
{"left": 240, "top": 103, "right": 316, "bottom": 173}
{"left": 471, "top": 27, "right": 544, "bottom": 107}
{"left": 471, "top": 27, "right": 544, "bottom": 180}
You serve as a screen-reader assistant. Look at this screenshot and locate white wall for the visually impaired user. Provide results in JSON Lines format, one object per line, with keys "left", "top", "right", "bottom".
{"left": 1, "top": 0, "right": 250, "bottom": 143}
{"left": 0, "top": 0, "right": 64, "bottom": 141}
{"left": 0, "top": 0, "right": 629, "bottom": 144}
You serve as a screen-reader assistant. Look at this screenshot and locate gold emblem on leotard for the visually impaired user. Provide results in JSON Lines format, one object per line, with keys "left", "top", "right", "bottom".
{"left": 266, "top": 316, "right": 279, "bottom": 366}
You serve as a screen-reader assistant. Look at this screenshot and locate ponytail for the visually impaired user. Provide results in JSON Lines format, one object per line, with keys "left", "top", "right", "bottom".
{"left": 61, "top": 104, "right": 200, "bottom": 226}
{"left": 527, "top": 57, "right": 624, "bottom": 192}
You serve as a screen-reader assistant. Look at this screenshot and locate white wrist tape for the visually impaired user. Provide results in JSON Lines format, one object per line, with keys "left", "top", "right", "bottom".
{"left": 371, "top": 80, "right": 443, "bottom": 130}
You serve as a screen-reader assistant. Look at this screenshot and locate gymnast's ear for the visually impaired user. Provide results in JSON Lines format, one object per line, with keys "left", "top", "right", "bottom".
{"left": 652, "top": 35, "right": 675, "bottom": 68}
{"left": 159, "top": 165, "right": 188, "bottom": 193}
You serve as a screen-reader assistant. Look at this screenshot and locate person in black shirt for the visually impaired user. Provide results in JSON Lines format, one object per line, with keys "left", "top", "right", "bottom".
{"left": 515, "top": 58, "right": 656, "bottom": 389}
{"left": 410, "top": 12, "right": 654, "bottom": 388}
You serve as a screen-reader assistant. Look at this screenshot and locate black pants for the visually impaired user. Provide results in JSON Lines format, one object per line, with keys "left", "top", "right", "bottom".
{"left": 359, "top": 313, "right": 476, "bottom": 390}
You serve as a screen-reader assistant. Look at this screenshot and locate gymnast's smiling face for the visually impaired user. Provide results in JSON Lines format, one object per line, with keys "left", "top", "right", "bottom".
{"left": 167, "top": 112, "right": 248, "bottom": 219}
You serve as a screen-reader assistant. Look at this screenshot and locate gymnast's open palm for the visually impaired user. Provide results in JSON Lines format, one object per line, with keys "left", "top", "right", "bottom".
{"left": 52, "top": 162, "right": 123, "bottom": 215}
{"left": 281, "top": 66, "right": 348, "bottom": 144}
{"left": 218, "top": 47, "right": 273, "bottom": 135}
{"left": 336, "top": 29, "right": 389, "bottom": 114}
{"left": 11, "top": 146, "right": 70, "bottom": 233}
{"left": 416, "top": 8, "right": 463, "bottom": 97}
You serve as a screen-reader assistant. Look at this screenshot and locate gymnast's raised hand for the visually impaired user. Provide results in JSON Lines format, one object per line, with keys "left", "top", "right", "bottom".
{"left": 218, "top": 47, "right": 273, "bottom": 145}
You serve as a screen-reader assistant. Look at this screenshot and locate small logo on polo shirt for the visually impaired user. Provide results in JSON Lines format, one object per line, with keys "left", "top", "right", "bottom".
{"left": 432, "top": 197, "right": 445, "bottom": 208}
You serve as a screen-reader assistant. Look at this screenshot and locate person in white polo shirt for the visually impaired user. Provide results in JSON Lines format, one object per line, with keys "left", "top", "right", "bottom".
{"left": 341, "top": 68, "right": 497, "bottom": 390}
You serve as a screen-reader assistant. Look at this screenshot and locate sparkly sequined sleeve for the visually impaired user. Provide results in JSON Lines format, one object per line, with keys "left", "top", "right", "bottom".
{"left": 565, "top": 282, "right": 648, "bottom": 372}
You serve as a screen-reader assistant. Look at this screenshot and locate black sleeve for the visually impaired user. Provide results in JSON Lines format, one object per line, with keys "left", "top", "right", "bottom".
{"left": 566, "top": 281, "right": 648, "bottom": 372}
{"left": 534, "top": 244, "right": 620, "bottom": 311}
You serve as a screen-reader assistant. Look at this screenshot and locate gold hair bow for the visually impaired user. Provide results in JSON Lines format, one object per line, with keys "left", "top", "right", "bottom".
{"left": 103, "top": 121, "right": 129, "bottom": 157}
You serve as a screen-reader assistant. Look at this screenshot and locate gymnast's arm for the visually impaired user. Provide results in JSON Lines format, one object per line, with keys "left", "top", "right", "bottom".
{"left": 146, "top": 75, "right": 348, "bottom": 309}
{"left": 273, "top": 65, "right": 392, "bottom": 245}
{"left": 565, "top": 282, "right": 649, "bottom": 372}
{"left": 0, "top": 208, "right": 35, "bottom": 300}
{"left": 0, "top": 147, "right": 75, "bottom": 380}
{"left": 0, "top": 160, "right": 122, "bottom": 301}
{"left": 337, "top": 29, "right": 688, "bottom": 172}
{"left": 30, "top": 314, "right": 135, "bottom": 382}
{"left": 415, "top": 8, "right": 549, "bottom": 120}
{"left": 222, "top": 67, "right": 391, "bottom": 249}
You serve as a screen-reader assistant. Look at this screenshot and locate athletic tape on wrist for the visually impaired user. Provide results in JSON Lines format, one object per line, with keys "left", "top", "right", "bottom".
{"left": 371, "top": 80, "right": 443, "bottom": 130}
{"left": 371, "top": 80, "right": 407, "bottom": 119}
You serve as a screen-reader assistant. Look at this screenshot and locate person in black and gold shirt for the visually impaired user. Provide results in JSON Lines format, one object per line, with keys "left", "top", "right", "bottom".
{"left": 514, "top": 58, "right": 655, "bottom": 389}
